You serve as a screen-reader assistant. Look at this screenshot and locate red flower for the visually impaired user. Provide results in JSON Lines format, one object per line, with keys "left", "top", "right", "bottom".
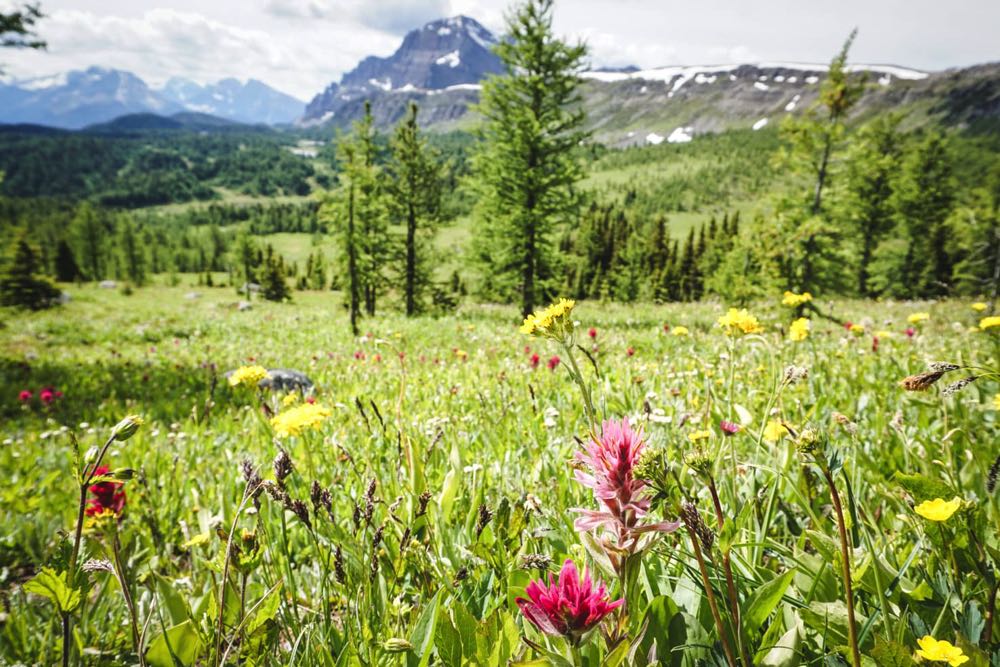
{"left": 872, "top": 336, "right": 879, "bottom": 352}
{"left": 354, "top": 350, "right": 365, "bottom": 360}
{"left": 844, "top": 321, "right": 853, "bottom": 331}
{"left": 626, "top": 347, "right": 635, "bottom": 357}
{"left": 305, "top": 396, "right": 316, "bottom": 404}
{"left": 720, "top": 420, "right": 741, "bottom": 435}
{"left": 18, "top": 390, "right": 32, "bottom": 403}
{"left": 905, "top": 327, "right": 915, "bottom": 338}
{"left": 516, "top": 559, "right": 623, "bottom": 639}
{"left": 39, "top": 387, "right": 55, "bottom": 405}
{"left": 530, "top": 353, "right": 540, "bottom": 369}
{"left": 547, "top": 355, "right": 560, "bottom": 370}
{"left": 85, "top": 466, "right": 126, "bottom": 517}
{"left": 662, "top": 324, "right": 670, "bottom": 333}
{"left": 588, "top": 327, "right": 597, "bottom": 339}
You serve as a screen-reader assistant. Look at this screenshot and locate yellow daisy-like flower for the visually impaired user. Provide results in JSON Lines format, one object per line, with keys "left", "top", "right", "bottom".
{"left": 848, "top": 323, "right": 865, "bottom": 334}
{"left": 789, "top": 317, "right": 810, "bottom": 341}
{"left": 229, "top": 365, "right": 269, "bottom": 388}
{"left": 763, "top": 420, "right": 788, "bottom": 443}
{"left": 671, "top": 326, "right": 690, "bottom": 337}
{"left": 875, "top": 330, "right": 894, "bottom": 338}
{"left": 914, "top": 497, "right": 962, "bottom": 522}
{"left": 980, "top": 315, "right": 1000, "bottom": 330}
{"left": 971, "top": 302, "right": 987, "bottom": 312}
{"left": 270, "top": 403, "right": 332, "bottom": 438}
{"left": 907, "top": 312, "right": 930, "bottom": 324}
{"left": 687, "top": 429, "right": 712, "bottom": 442}
{"left": 519, "top": 298, "right": 576, "bottom": 339}
{"left": 281, "top": 393, "right": 299, "bottom": 408}
{"left": 717, "top": 308, "right": 763, "bottom": 335}
{"left": 781, "top": 291, "right": 812, "bottom": 307}
{"left": 914, "top": 636, "right": 968, "bottom": 666}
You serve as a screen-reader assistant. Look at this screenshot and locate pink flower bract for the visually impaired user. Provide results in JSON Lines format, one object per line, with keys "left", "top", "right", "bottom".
{"left": 573, "top": 418, "right": 679, "bottom": 541}
{"left": 516, "top": 559, "right": 622, "bottom": 638}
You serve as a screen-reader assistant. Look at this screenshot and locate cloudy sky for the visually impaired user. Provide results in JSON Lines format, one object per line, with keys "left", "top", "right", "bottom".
{"left": 2, "top": 0, "right": 998, "bottom": 100}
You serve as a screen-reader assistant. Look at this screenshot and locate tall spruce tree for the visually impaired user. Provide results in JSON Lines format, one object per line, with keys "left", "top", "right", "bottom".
{"left": 774, "top": 30, "right": 865, "bottom": 292}
{"left": 1, "top": 231, "right": 60, "bottom": 309}
{"left": 843, "top": 115, "right": 903, "bottom": 296}
{"left": 470, "top": 0, "right": 588, "bottom": 317}
{"left": 387, "top": 102, "right": 442, "bottom": 316}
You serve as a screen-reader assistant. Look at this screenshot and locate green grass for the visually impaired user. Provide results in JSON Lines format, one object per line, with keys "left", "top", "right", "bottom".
{"left": 1, "top": 285, "right": 997, "bottom": 665}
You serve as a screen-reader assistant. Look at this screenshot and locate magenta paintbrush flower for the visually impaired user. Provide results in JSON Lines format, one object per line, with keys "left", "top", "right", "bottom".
{"left": 573, "top": 418, "right": 679, "bottom": 545}
{"left": 516, "top": 559, "right": 623, "bottom": 640}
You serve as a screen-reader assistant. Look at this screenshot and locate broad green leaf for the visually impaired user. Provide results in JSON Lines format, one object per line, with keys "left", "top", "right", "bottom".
{"left": 408, "top": 590, "right": 440, "bottom": 667}
{"left": 23, "top": 568, "right": 80, "bottom": 613}
{"left": 744, "top": 570, "right": 795, "bottom": 631}
{"left": 868, "top": 640, "right": 914, "bottom": 667}
{"left": 246, "top": 584, "right": 282, "bottom": 635}
{"left": 434, "top": 613, "right": 462, "bottom": 666}
{"left": 156, "top": 575, "right": 191, "bottom": 626}
{"left": 638, "top": 595, "right": 686, "bottom": 667}
{"left": 758, "top": 619, "right": 801, "bottom": 667}
{"left": 145, "top": 619, "right": 204, "bottom": 667}
{"left": 893, "top": 472, "right": 952, "bottom": 502}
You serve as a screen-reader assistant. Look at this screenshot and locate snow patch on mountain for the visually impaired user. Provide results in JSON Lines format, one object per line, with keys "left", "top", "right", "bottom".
{"left": 436, "top": 51, "right": 460, "bottom": 68}
{"left": 752, "top": 118, "right": 768, "bottom": 130}
{"left": 668, "top": 127, "right": 693, "bottom": 143}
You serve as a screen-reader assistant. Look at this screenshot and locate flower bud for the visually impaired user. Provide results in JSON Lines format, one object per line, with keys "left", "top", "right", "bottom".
{"left": 111, "top": 415, "right": 144, "bottom": 441}
{"left": 382, "top": 638, "right": 413, "bottom": 653}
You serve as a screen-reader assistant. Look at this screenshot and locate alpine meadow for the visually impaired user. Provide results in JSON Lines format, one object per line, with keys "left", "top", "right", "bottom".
{"left": 2, "top": 1, "right": 1000, "bottom": 666}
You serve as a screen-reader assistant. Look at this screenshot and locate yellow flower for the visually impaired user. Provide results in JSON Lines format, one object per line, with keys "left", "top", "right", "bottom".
{"left": 270, "top": 403, "right": 332, "bottom": 438}
{"left": 229, "top": 365, "right": 269, "bottom": 388}
{"left": 979, "top": 315, "right": 1000, "bottom": 330}
{"left": 687, "top": 429, "right": 712, "bottom": 442}
{"left": 915, "top": 636, "right": 968, "bottom": 666}
{"left": 281, "top": 393, "right": 299, "bottom": 407}
{"left": 763, "top": 420, "right": 788, "bottom": 443}
{"left": 914, "top": 497, "right": 962, "bottom": 522}
{"left": 971, "top": 302, "right": 987, "bottom": 312}
{"left": 875, "top": 330, "right": 894, "bottom": 338}
{"left": 907, "top": 312, "right": 930, "bottom": 324}
{"left": 789, "top": 317, "right": 810, "bottom": 341}
{"left": 994, "top": 394, "right": 1000, "bottom": 410}
{"left": 717, "top": 308, "right": 763, "bottom": 335}
{"left": 520, "top": 298, "right": 576, "bottom": 339}
{"left": 848, "top": 323, "right": 865, "bottom": 334}
{"left": 671, "top": 326, "right": 690, "bottom": 337}
{"left": 781, "top": 291, "right": 813, "bottom": 307}
{"left": 454, "top": 349, "right": 468, "bottom": 360}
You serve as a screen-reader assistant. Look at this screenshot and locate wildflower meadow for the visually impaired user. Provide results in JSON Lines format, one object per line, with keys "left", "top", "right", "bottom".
{"left": 1, "top": 285, "right": 998, "bottom": 666}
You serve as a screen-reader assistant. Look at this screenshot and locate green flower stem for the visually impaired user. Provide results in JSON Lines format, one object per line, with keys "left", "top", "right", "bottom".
{"left": 562, "top": 340, "right": 597, "bottom": 433}
{"left": 821, "top": 466, "right": 861, "bottom": 667}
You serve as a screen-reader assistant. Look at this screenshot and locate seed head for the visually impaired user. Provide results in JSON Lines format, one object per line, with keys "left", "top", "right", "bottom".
{"left": 941, "top": 376, "right": 978, "bottom": 396}
{"left": 988, "top": 455, "right": 1000, "bottom": 494}
{"left": 520, "top": 553, "right": 553, "bottom": 570}
{"left": 273, "top": 448, "right": 294, "bottom": 489}
{"left": 475, "top": 503, "right": 494, "bottom": 538}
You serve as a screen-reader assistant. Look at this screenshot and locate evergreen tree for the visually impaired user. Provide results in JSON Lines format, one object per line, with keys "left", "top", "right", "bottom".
{"left": 892, "top": 130, "right": 956, "bottom": 296}
{"left": 259, "top": 245, "right": 290, "bottom": 302}
{"left": 470, "top": 0, "right": 588, "bottom": 317}
{"left": 54, "top": 239, "right": 80, "bottom": 282}
{"left": 843, "top": 115, "right": 903, "bottom": 296}
{"left": 71, "top": 202, "right": 107, "bottom": 280}
{"left": 387, "top": 102, "right": 442, "bottom": 316}
{"left": 119, "top": 221, "right": 146, "bottom": 286}
{"left": 774, "top": 30, "right": 865, "bottom": 292}
{"left": 233, "top": 231, "right": 259, "bottom": 299}
{"left": 0, "top": 231, "right": 60, "bottom": 309}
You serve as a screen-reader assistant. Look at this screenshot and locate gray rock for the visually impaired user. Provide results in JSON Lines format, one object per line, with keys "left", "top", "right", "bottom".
{"left": 261, "top": 368, "right": 314, "bottom": 393}
{"left": 58, "top": 291, "right": 72, "bottom": 304}
{"left": 237, "top": 300, "right": 252, "bottom": 311}
{"left": 99, "top": 280, "right": 117, "bottom": 289}
{"left": 223, "top": 367, "right": 314, "bottom": 393}
{"left": 184, "top": 292, "right": 201, "bottom": 299}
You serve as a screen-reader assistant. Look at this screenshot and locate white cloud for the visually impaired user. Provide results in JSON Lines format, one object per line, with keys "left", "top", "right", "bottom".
{"left": 3, "top": 6, "right": 401, "bottom": 99}
{"left": 265, "top": 0, "right": 451, "bottom": 34}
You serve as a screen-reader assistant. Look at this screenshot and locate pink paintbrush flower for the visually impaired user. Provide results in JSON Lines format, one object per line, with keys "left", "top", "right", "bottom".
{"left": 516, "top": 559, "right": 622, "bottom": 640}
{"left": 573, "top": 418, "right": 679, "bottom": 546}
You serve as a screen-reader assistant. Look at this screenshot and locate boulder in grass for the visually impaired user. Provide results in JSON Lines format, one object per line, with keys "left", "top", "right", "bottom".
{"left": 261, "top": 368, "right": 314, "bottom": 393}
{"left": 99, "top": 280, "right": 117, "bottom": 289}
{"left": 237, "top": 300, "right": 252, "bottom": 311}
{"left": 223, "top": 367, "right": 314, "bottom": 393}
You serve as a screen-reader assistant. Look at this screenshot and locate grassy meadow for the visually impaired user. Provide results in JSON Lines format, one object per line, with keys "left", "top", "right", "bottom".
{"left": 1, "top": 285, "right": 998, "bottom": 665}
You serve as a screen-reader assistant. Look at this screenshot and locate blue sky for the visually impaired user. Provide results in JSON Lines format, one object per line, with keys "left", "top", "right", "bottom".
{"left": 2, "top": 0, "right": 998, "bottom": 99}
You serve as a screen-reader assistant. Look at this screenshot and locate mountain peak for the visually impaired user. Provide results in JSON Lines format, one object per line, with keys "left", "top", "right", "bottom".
{"left": 302, "top": 14, "right": 503, "bottom": 124}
